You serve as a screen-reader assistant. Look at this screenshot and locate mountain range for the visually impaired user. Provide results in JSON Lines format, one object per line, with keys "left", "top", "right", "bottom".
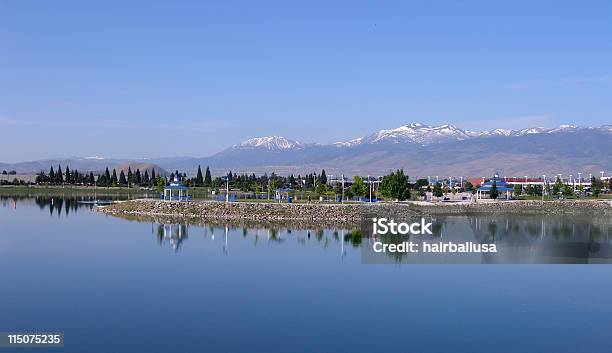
{"left": 2, "top": 123, "right": 611, "bottom": 177}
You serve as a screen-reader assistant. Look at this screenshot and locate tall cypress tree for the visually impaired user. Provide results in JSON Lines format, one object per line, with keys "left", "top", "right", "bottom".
{"left": 56, "top": 165, "right": 63, "bottom": 183}
{"left": 151, "top": 169, "right": 156, "bottom": 186}
{"left": 135, "top": 169, "right": 142, "bottom": 185}
{"left": 143, "top": 170, "right": 150, "bottom": 185}
{"left": 319, "top": 169, "right": 327, "bottom": 185}
{"left": 104, "top": 167, "right": 111, "bottom": 186}
{"left": 49, "top": 166, "right": 55, "bottom": 183}
{"left": 490, "top": 180, "right": 499, "bottom": 199}
{"left": 196, "top": 165, "right": 204, "bottom": 186}
{"left": 65, "top": 166, "right": 71, "bottom": 185}
{"left": 127, "top": 167, "right": 133, "bottom": 185}
{"left": 119, "top": 170, "right": 127, "bottom": 185}
{"left": 111, "top": 169, "right": 118, "bottom": 185}
{"left": 204, "top": 166, "right": 212, "bottom": 186}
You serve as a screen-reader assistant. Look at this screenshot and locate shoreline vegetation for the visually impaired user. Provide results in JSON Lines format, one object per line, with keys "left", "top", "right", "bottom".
{"left": 97, "top": 199, "right": 612, "bottom": 226}
{"left": 3, "top": 184, "right": 612, "bottom": 200}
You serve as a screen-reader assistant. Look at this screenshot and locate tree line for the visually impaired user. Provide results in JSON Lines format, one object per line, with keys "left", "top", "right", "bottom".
{"left": 27, "top": 164, "right": 612, "bottom": 200}
{"left": 35, "top": 165, "right": 161, "bottom": 187}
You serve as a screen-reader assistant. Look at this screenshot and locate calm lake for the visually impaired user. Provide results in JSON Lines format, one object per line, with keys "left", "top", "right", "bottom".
{"left": 1, "top": 196, "right": 612, "bottom": 352}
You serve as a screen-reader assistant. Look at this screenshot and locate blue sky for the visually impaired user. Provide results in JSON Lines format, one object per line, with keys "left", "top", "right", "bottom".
{"left": 1, "top": 1, "right": 611, "bottom": 162}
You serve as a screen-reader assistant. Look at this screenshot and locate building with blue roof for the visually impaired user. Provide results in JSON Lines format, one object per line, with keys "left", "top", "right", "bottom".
{"left": 476, "top": 173, "right": 515, "bottom": 200}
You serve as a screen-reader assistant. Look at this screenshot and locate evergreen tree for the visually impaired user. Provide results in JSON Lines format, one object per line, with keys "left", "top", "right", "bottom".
{"left": 490, "top": 180, "right": 499, "bottom": 199}
{"left": 135, "top": 169, "right": 142, "bottom": 185}
{"left": 151, "top": 168, "right": 156, "bottom": 182}
{"left": 119, "top": 170, "right": 127, "bottom": 185}
{"left": 65, "top": 166, "right": 71, "bottom": 185}
{"left": 89, "top": 172, "right": 95, "bottom": 185}
{"left": 111, "top": 169, "right": 118, "bottom": 185}
{"left": 204, "top": 166, "right": 212, "bottom": 186}
{"left": 319, "top": 169, "right": 327, "bottom": 185}
{"left": 196, "top": 165, "right": 204, "bottom": 186}
{"left": 464, "top": 181, "right": 473, "bottom": 192}
{"left": 143, "top": 170, "right": 150, "bottom": 185}
{"left": 104, "top": 167, "right": 111, "bottom": 186}
{"left": 49, "top": 166, "right": 55, "bottom": 183}
{"left": 127, "top": 167, "right": 133, "bottom": 185}
{"left": 56, "top": 165, "right": 63, "bottom": 183}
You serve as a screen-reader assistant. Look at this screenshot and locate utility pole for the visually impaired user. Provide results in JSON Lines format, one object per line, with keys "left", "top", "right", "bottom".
{"left": 368, "top": 175, "right": 372, "bottom": 203}
{"left": 542, "top": 174, "right": 546, "bottom": 202}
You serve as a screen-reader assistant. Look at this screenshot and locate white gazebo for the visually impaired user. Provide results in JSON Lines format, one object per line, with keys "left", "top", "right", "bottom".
{"left": 163, "top": 177, "right": 189, "bottom": 202}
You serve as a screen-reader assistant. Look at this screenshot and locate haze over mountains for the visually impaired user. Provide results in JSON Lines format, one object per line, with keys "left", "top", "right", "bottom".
{"left": 2, "top": 123, "right": 611, "bottom": 178}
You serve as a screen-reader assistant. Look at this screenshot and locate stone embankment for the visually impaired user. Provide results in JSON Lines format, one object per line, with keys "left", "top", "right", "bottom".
{"left": 98, "top": 199, "right": 611, "bottom": 224}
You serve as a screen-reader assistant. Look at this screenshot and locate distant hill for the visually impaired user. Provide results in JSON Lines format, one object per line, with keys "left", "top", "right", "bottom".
{"left": 115, "top": 162, "right": 168, "bottom": 177}
{"left": 2, "top": 123, "right": 611, "bottom": 178}
{"left": 171, "top": 123, "right": 612, "bottom": 177}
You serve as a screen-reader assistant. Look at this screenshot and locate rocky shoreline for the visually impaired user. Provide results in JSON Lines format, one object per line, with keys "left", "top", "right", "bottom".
{"left": 97, "top": 199, "right": 612, "bottom": 225}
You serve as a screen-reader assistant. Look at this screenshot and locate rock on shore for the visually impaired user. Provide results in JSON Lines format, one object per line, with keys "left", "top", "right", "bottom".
{"left": 97, "top": 199, "right": 611, "bottom": 224}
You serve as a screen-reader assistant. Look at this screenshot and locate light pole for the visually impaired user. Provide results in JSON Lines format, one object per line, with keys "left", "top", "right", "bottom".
{"left": 341, "top": 174, "right": 345, "bottom": 204}
{"left": 542, "top": 174, "right": 546, "bottom": 201}
{"left": 225, "top": 174, "right": 229, "bottom": 203}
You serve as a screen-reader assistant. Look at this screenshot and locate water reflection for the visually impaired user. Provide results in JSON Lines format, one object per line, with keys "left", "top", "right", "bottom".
{"left": 144, "top": 215, "right": 611, "bottom": 264}
{"left": 361, "top": 215, "right": 612, "bottom": 264}
{"left": 1, "top": 193, "right": 155, "bottom": 218}
{"left": 4, "top": 196, "right": 611, "bottom": 263}
{"left": 154, "top": 223, "right": 189, "bottom": 252}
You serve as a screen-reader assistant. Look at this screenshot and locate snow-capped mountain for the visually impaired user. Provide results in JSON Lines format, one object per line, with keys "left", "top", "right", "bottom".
{"left": 337, "top": 123, "right": 474, "bottom": 146}
{"left": 334, "top": 123, "right": 598, "bottom": 147}
{"left": 226, "top": 123, "right": 606, "bottom": 152}
{"left": 4, "top": 123, "right": 610, "bottom": 177}
{"left": 232, "top": 136, "right": 305, "bottom": 151}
